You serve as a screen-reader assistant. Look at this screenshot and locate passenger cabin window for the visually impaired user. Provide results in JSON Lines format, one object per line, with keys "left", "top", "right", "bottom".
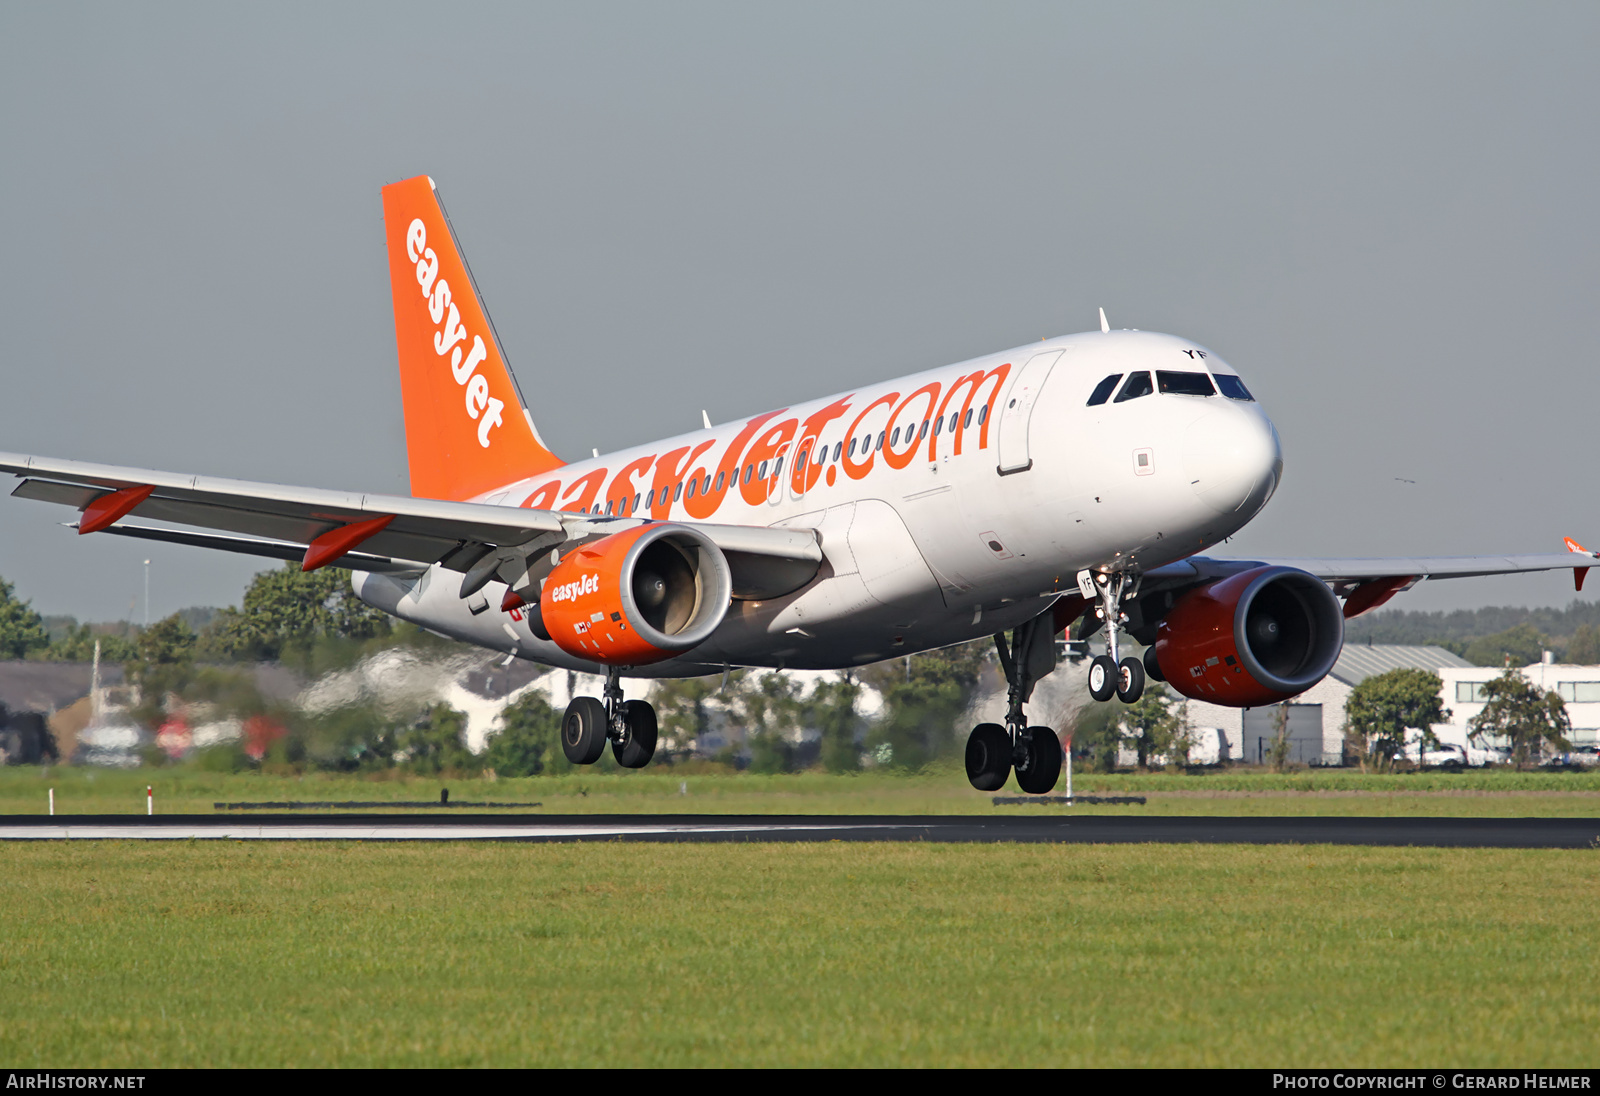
{"left": 1087, "top": 374, "right": 1123, "bottom": 406}
{"left": 1113, "top": 372, "right": 1153, "bottom": 403}
{"left": 1214, "top": 374, "right": 1255, "bottom": 402}
{"left": 1157, "top": 371, "right": 1216, "bottom": 397}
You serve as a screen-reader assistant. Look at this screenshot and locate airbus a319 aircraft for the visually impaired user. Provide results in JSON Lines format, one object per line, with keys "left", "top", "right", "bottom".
{"left": 5, "top": 176, "right": 1593, "bottom": 792}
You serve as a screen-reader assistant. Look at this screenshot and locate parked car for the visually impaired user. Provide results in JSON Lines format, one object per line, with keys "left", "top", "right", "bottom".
{"left": 1550, "top": 744, "right": 1600, "bottom": 768}
{"left": 1401, "top": 737, "right": 1496, "bottom": 770}
{"left": 1421, "top": 743, "right": 1469, "bottom": 772}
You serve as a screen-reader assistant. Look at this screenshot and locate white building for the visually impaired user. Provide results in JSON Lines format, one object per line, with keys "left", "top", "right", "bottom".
{"left": 1178, "top": 643, "right": 1471, "bottom": 766}
{"left": 1431, "top": 654, "right": 1600, "bottom": 750}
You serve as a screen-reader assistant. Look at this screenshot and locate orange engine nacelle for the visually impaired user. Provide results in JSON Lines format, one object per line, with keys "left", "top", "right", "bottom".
{"left": 1154, "top": 565, "right": 1344, "bottom": 707}
{"left": 539, "top": 524, "right": 732, "bottom": 667}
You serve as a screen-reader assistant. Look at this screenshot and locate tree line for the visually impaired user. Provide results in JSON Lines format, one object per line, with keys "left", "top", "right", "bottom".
{"left": 1343, "top": 601, "right": 1600, "bottom": 666}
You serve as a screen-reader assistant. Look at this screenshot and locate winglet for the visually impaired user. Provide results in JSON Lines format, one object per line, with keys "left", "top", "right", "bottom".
{"left": 1565, "top": 537, "right": 1595, "bottom": 591}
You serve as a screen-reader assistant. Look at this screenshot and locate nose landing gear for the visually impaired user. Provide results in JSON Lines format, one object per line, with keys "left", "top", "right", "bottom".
{"left": 1081, "top": 569, "right": 1146, "bottom": 704}
{"left": 561, "top": 669, "right": 658, "bottom": 768}
{"left": 965, "top": 610, "right": 1066, "bottom": 794}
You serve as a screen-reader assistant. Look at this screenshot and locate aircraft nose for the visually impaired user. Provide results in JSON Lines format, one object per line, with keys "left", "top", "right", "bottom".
{"left": 1182, "top": 405, "right": 1281, "bottom": 516}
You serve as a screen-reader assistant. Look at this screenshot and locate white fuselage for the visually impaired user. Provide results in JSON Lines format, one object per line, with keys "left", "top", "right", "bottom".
{"left": 353, "top": 330, "right": 1282, "bottom": 676}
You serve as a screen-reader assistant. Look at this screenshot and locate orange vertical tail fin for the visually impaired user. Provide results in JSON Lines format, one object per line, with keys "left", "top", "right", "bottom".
{"left": 381, "top": 175, "right": 563, "bottom": 501}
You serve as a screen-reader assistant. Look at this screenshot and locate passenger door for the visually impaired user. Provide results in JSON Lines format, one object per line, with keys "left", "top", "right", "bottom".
{"left": 995, "top": 348, "right": 1065, "bottom": 474}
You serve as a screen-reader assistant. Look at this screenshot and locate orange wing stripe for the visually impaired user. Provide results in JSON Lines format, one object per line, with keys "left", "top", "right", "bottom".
{"left": 78, "top": 485, "right": 154, "bottom": 535}
{"left": 302, "top": 515, "right": 395, "bottom": 572}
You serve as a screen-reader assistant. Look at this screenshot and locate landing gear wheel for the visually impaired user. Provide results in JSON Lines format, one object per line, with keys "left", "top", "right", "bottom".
{"left": 613, "top": 699, "right": 658, "bottom": 769}
{"left": 1143, "top": 645, "right": 1165, "bottom": 683}
{"left": 1015, "top": 727, "right": 1063, "bottom": 795}
{"left": 965, "top": 723, "right": 1012, "bottom": 791}
{"left": 561, "top": 696, "right": 608, "bottom": 765}
{"left": 1117, "top": 656, "right": 1146, "bottom": 704}
{"left": 1087, "top": 655, "right": 1118, "bottom": 702}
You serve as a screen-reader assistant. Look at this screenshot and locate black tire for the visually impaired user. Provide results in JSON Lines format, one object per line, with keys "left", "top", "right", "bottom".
{"left": 1142, "top": 645, "right": 1165, "bottom": 683}
{"left": 1087, "top": 655, "right": 1118, "bottom": 702}
{"left": 561, "top": 696, "right": 609, "bottom": 765}
{"left": 613, "top": 699, "right": 658, "bottom": 769}
{"left": 1117, "top": 656, "right": 1146, "bottom": 703}
{"left": 1016, "top": 727, "right": 1063, "bottom": 794}
{"left": 965, "top": 723, "right": 1012, "bottom": 791}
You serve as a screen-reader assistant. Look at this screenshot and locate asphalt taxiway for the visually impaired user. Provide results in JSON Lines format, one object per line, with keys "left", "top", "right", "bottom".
{"left": 0, "top": 814, "right": 1594, "bottom": 847}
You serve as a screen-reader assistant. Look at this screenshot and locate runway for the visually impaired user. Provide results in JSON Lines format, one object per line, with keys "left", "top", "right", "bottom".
{"left": 1, "top": 814, "right": 1596, "bottom": 847}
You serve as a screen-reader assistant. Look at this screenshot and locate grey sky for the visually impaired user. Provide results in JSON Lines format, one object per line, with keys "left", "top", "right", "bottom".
{"left": 2, "top": 2, "right": 1597, "bottom": 622}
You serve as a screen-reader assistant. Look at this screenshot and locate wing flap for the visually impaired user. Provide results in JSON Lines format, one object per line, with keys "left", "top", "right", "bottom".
{"left": 12, "top": 478, "right": 98, "bottom": 509}
{"left": 97, "top": 522, "right": 425, "bottom": 574}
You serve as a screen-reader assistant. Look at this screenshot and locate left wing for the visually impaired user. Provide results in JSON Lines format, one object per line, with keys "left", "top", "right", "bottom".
{"left": 1141, "top": 543, "right": 1600, "bottom": 619}
{"left": 0, "top": 452, "right": 824, "bottom": 602}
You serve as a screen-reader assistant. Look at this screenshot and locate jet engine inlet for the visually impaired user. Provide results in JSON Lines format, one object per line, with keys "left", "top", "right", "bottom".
{"left": 1154, "top": 565, "right": 1343, "bottom": 707}
{"left": 540, "top": 523, "right": 733, "bottom": 666}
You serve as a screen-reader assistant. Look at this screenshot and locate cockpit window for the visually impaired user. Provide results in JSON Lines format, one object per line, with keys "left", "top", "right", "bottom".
{"left": 1086, "top": 374, "right": 1123, "bottom": 406}
{"left": 1157, "top": 371, "right": 1216, "bottom": 397}
{"left": 1214, "top": 374, "right": 1254, "bottom": 401}
{"left": 1113, "top": 371, "right": 1153, "bottom": 403}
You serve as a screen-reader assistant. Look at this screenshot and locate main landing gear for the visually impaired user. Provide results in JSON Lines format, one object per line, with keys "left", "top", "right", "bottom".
{"left": 562, "top": 669, "right": 658, "bottom": 769}
{"left": 965, "top": 613, "right": 1064, "bottom": 795}
{"left": 1082, "top": 569, "right": 1145, "bottom": 705}
{"left": 966, "top": 570, "right": 1153, "bottom": 794}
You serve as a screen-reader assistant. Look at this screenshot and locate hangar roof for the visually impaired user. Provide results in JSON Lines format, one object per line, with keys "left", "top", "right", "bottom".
{"left": 1330, "top": 644, "right": 1471, "bottom": 687}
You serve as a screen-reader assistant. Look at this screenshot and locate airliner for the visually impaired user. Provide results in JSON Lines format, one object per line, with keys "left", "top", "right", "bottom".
{"left": 4, "top": 176, "right": 1592, "bottom": 792}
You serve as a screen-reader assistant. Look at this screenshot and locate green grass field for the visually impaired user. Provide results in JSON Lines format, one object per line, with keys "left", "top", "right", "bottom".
{"left": 0, "top": 841, "right": 1594, "bottom": 1067}
{"left": 6, "top": 764, "right": 1600, "bottom": 817}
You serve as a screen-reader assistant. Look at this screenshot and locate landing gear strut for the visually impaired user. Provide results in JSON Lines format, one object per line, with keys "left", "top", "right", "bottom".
{"left": 1082, "top": 569, "right": 1145, "bottom": 705}
{"left": 561, "top": 669, "right": 657, "bottom": 768}
{"left": 965, "top": 611, "right": 1064, "bottom": 795}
